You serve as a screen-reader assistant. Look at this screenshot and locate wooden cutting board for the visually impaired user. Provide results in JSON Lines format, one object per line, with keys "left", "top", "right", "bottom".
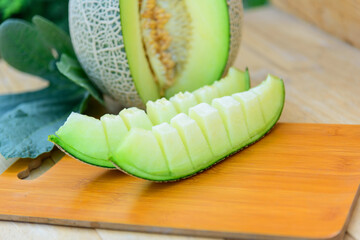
{"left": 0, "top": 123, "right": 359, "bottom": 240}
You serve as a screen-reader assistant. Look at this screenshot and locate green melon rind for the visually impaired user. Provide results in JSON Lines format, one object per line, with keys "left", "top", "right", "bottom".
{"left": 111, "top": 77, "right": 285, "bottom": 182}
{"left": 49, "top": 135, "right": 115, "bottom": 169}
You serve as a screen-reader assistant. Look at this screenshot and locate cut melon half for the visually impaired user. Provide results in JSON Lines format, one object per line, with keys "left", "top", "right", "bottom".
{"left": 69, "top": 0, "right": 242, "bottom": 107}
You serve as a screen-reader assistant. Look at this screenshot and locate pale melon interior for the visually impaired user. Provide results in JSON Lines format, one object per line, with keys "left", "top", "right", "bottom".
{"left": 120, "top": 0, "right": 230, "bottom": 103}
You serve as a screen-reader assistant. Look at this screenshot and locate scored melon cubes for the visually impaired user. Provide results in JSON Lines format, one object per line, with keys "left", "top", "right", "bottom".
{"left": 169, "top": 91, "right": 198, "bottom": 113}
{"left": 50, "top": 72, "right": 285, "bottom": 181}
{"left": 49, "top": 113, "right": 114, "bottom": 168}
{"left": 170, "top": 113, "right": 214, "bottom": 170}
{"left": 252, "top": 74, "right": 284, "bottom": 124}
{"left": 212, "top": 96, "right": 250, "bottom": 150}
{"left": 193, "top": 86, "right": 219, "bottom": 104}
{"left": 100, "top": 114, "right": 128, "bottom": 155}
{"left": 188, "top": 103, "right": 232, "bottom": 158}
{"left": 213, "top": 68, "right": 250, "bottom": 96}
{"left": 146, "top": 98, "right": 178, "bottom": 125}
{"left": 119, "top": 107, "right": 152, "bottom": 130}
{"left": 146, "top": 67, "right": 250, "bottom": 125}
{"left": 112, "top": 128, "right": 170, "bottom": 180}
{"left": 153, "top": 123, "right": 194, "bottom": 178}
{"left": 232, "top": 91, "right": 265, "bottom": 138}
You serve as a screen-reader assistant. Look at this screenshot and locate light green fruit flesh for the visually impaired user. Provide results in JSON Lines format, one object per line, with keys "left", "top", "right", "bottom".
{"left": 120, "top": 0, "right": 231, "bottom": 102}
{"left": 119, "top": 107, "right": 153, "bottom": 130}
{"left": 112, "top": 75, "right": 285, "bottom": 181}
{"left": 113, "top": 128, "right": 170, "bottom": 178}
{"left": 49, "top": 68, "right": 248, "bottom": 169}
{"left": 147, "top": 67, "right": 250, "bottom": 125}
{"left": 164, "top": 0, "right": 230, "bottom": 98}
{"left": 49, "top": 113, "right": 114, "bottom": 168}
{"left": 50, "top": 74, "right": 284, "bottom": 181}
{"left": 101, "top": 114, "right": 128, "bottom": 155}
{"left": 189, "top": 103, "right": 232, "bottom": 158}
{"left": 119, "top": 0, "right": 160, "bottom": 103}
{"left": 213, "top": 67, "right": 250, "bottom": 96}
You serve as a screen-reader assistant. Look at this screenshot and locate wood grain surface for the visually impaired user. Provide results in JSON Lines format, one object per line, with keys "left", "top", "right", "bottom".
{"left": 0, "top": 123, "right": 360, "bottom": 240}
{"left": 272, "top": 0, "right": 360, "bottom": 49}
{"left": 1, "top": 5, "right": 360, "bottom": 240}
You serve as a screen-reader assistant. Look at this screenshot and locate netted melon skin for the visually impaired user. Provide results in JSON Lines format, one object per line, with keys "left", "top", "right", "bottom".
{"left": 224, "top": 0, "right": 243, "bottom": 76}
{"left": 69, "top": 0, "right": 144, "bottom": 108}
{"left": 69, "top": 0, "right": 242, "bottom": 107}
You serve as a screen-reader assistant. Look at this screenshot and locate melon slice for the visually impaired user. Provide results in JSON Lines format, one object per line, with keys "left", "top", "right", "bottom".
{"left": 110, "top": 75, "right": 284, "bottom": 181}
{"left": 69, "top": 0, "right": 243, "bottom": 107}
{"left": 113, "top": 128, "right": 170, "bottom": 179}
{"left": 50, "top": 68, "right": 249, "bottom": 169}
{"left": 50, "top": 75, "right": 285, "bottom": 181}
{"left": 48, "top": 113, "right": 114, "bottom": 168}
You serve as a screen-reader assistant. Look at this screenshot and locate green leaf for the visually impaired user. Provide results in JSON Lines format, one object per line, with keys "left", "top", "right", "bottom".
{"left": 0, "top": 0, "right": 28, "bottom": 19}
{"left": 0, "top": 85, "right": 89, "bottom": 159}
{"left": 0, "top": 17, "right": 103, "bottom": 101}
{"left": 0, "top": 19, "right": 54, "bottom": 78}
{"left": 57, "top": 54, "right": 104, "bottom": 104}
{"left": 32, "top": 15, "right": 76, "bottom": 58}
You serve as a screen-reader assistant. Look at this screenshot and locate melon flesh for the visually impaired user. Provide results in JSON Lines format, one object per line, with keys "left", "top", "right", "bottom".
{"left": 50, "top": 75, "right": 285, "bottom": 181}
{"left": 69, "top": 0, "right": 243, "bottom": 107}
{"left": 188, "top": 103, "right": 232, "bottom": 158}
{"left": 110, "top": 75, "right": 285, "bottom": 181}
{"left": 49, "top": 113, "right": 114, "bottom": 168}
{"left": 49, "top": 68, "right": 249, "bottom": 169}
{"left": 153, "top": 123, "right": 194, "bottom": 178}
{"left": 147, "top": 67, "right": 250, "bottom": 125}
{"left": 212, "top": 96, "right": 249, "bottom": 149}
{"left": 232, "top": 91, "right": 265, "bottom": 137}
{"left": 113, "top": 128, "right": 170, "bottom": 178}
{"left": 170, "top": 113, "right": 213, "bottom": 170}
{"left": 100, "top": 114, "right": 128, "bottom": 156}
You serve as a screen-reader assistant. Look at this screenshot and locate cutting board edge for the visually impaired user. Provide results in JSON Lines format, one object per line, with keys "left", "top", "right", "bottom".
{"left": 0, "top": 185, "right": 357, "bottom": 240}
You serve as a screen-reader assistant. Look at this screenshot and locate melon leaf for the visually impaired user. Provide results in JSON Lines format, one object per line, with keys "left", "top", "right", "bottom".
{"left": 57, "top": 54, "right": 104, "bottom": 104}
{"left": 32, "top": 15, "right": 76, "bottom": 59}
{"left": 0, "top": 19, "right": 56, "bottom": 82}
{"left": 0, "top": 0, "right": 27, "bottom": 20}
{"left": 0, "top": 16, "right": 101, "bottom": 159}
{"left": 0, "top": 85, "right": 89, "bottom": 159}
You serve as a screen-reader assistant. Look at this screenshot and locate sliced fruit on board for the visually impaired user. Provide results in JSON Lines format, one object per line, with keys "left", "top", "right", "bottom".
{"left": 147, "top": 67, "right": 250, "bottom": 125}
{"left": 48, "top": 113, "right": 114, "bottom": 168}
{"left": 49, "top": 68, "right": 249, "bottom": 169}
{"left": 110, "top": 75, "right": 285, "bottom": 181}
{"left": 69, "top": 0, "right": 243, "bottom": 107}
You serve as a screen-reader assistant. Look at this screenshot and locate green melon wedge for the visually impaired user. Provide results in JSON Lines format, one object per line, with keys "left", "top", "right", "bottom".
{"left": 49, "top": 68, "right": 250, "bottom": 169}
{"left": 110, "top": 75, "right": 285, "bottom": 181}
{"left": 48, "top": 113, "right": 114, "bottom": 168}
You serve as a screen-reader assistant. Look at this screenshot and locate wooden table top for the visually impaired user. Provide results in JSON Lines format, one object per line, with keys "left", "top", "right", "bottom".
{"left": 0, "top": 6, "right": 359, "bottom": 240}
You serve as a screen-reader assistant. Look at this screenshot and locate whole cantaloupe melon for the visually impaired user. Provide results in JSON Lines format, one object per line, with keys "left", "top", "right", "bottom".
{"left": 69, "top": 0, "right": 243, "bottom": 108}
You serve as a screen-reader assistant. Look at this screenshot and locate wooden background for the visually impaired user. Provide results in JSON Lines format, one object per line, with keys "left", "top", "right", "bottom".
{"left": 272, "top": 0, "right": 360, "bottom": 49}
{"left": 1, "top": 5, "right": 360, "bottom": 240}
